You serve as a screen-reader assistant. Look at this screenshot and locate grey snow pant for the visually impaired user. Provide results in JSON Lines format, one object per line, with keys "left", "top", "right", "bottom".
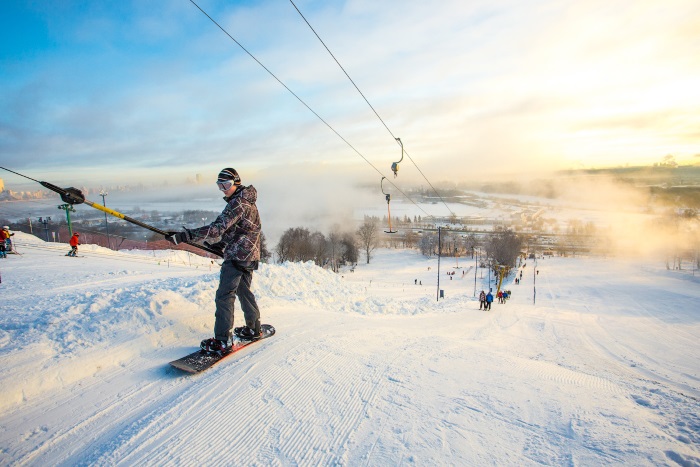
{"left": 214, "top": 260, "right": 261, "bottom": 342}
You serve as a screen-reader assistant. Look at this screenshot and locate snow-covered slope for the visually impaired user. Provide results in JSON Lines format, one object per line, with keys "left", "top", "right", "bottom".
{"left": 1, "top": 233, "right": 699, "bottom": 465}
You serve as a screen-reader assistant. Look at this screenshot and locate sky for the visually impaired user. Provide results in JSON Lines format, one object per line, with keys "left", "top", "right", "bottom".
{"left": 1, "top": 0, "right": 700, "bottom": 189}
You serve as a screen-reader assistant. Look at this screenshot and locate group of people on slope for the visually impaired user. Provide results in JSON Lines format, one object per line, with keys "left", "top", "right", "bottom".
{"left": 478, "top": 288, "right": 512, "bottom": 310}
{"left": 497, "top": 290, "right": 511, "bottom": 303}
{"left": 478, "top": 289, "right": 493, "bottom": 310}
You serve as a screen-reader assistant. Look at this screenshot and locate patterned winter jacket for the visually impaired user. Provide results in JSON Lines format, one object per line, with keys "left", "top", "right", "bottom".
{"left": 189, "top": 185, "right": 261, "bottom": 263}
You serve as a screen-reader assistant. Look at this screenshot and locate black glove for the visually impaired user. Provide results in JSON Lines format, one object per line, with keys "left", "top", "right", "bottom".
{"left": 165, "top": 230, "right": 189, "bottom": 245}
{"left": 204, "top": 240, "right": 225, "bottom": 257}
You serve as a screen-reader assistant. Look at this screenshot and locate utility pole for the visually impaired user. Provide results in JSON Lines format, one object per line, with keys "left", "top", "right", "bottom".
{"left": 27, "top": 217, "right": 32, "bottom": 234}
{"left": 474, "top": 247, "right": 478, "bottom": 296}
{"left": 58, "top": 203, "right": 76, "bottom": 236}
{"left": 100, "top": 190, "right": 111, "bottom": 249}
{"left": 38, "top": 217, "right": 51, "bottom": 242}
{"left": 533, "top": 257, "right": 537, "bottom": 305}
{"left": 436, "top": 226, "right": 441, "bottom": 302}
{"left": 488, "top": 260, "right": 491, "bottom": 290}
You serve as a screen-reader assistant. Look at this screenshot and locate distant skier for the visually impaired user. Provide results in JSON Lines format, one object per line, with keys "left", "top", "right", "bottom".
{"left": 2, "top": 226, "right": 14, "bottom": 254}
{"left": 66, "top": 232, "right": 80, "bottom": 257}
{"left": 485, "top": 290, "right": 494, "bottom": 310}
{"left": 166, "top": 167, "right": 262, "bottom": 353}
{"left": 479, "top": 290, "right": 486, "bottom": 310}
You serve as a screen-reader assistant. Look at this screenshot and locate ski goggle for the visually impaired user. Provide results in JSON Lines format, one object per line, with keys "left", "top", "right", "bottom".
{"left": 217, "top": 180, "right": 234, "bottom": 191}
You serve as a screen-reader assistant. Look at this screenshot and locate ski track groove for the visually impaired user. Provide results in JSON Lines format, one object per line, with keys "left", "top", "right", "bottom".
{"left": 98, "top": 327, "right": 407, "bottom": 465}
{"left": 5, "top": 354, "right": 188, "bottom": 466}
{"left": 92, "top": 322, "right": 333, "bottom": 464}
{"left": 86, "top": 362, "right": 237, "bottom": 466}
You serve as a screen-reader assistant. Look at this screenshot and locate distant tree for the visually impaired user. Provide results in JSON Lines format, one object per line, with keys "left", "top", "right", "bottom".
{"left": 276, "top": 227, "right": 315, "bottom": 263}
{"left": 327, "top": 226, "right": 345, "bottom": 273}
{"left": 403, "top": 230, "right": 419, "bottom": 249}
{"left": 465, "top": 233, "right": 479, "bottom": 258}
{"left": 419, "top": 232, "right": 438, "bottom": 257}
{"left": 260, "top": 231, "right": 271, "bottom": 263}
{"left": 485, "top": 228, "right": 522, "bottom": 275}
{"left": 340, "top": 232, "right": 358, "bottom": 265}
{"left": 357, "top": 216, "right": 379, "bottom": 264}
{"left": 310, "top": 231, "right": 327, "bottom": 267}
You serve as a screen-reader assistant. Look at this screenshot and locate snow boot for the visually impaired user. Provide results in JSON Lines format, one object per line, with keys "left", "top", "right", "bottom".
{"left": 200, "top": 337, "right": 230, "bottom": 355}
{"left": 235, "top": 326, "right": 261, "bottom": 341}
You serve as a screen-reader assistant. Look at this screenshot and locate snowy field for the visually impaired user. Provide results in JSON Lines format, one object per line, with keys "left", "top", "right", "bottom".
{"left": 1, "top": 232, "right": 699, "bottom": 466}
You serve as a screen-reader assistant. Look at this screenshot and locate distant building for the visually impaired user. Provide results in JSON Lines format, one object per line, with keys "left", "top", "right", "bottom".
{"left": 196, "top": 173, "right": 202, "bottom": 184}
{"left": 0, "top": 178, "right": 4, "bottom": 192}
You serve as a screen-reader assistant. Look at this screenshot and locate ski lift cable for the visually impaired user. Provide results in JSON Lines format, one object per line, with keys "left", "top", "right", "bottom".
{"left": 288, "top": 0, "right": 456, "bottom": 218}
{"left": 188, "top": 0, "right": 433, "bottom": 218}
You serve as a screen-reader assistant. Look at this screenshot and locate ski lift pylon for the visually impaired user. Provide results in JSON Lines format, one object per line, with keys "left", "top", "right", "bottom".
{"left": 381, "top": 176, "right": 398, "bottom": 233}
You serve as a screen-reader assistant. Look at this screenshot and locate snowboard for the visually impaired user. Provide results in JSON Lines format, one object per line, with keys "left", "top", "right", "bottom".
{"left": 169, "top": 324, "right": 275, "bottom": 374}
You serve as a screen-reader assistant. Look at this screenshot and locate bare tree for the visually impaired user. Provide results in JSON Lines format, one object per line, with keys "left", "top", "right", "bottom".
{"left": 465, "top": 232, "right": 479, "bottom": 258}
{"left": 341, "top": 232, "right": 358, "bottom": 265}
{"left": 419, "top": 232, "right": 438, "bottom": 257}
{"left": 327, "top": 226, "right": 345, "bottom": 273}
{"left": 357, "top": 216, "right": 379, "bottom": 264}
{"left": 276, "top": 227, "right": 315, "bottom": 263}
{"left": 403, "top": 230, "right": 419, "bottom": 249}
{"left": 260, "top": 231, "right": 272, "bottom": 263}
{"left": 485, "top": 228, "right": 522, "bottom": 276}
{"left": 310, "top": 231, "right": 328, "bottom": 267}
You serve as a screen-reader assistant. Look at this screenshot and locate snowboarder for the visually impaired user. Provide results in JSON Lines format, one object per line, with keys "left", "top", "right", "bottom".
{"left": 66, "top": 232, "right": 80, "bottom": 257}
{"left": 485, "top": 290, "right": 494, "bottom": 310}
{"left": 166, "top": 168, "right": 262, "bottom": 353}
{"left": 479, "top": 290, "right": 486, "bottom": 310}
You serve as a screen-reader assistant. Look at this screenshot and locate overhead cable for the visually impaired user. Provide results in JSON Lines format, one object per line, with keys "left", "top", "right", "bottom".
{"left": 288, "top": 0, "right": 456, "bottom": 217}
{"left": 188, "top": 0, "right": 433, "bottom": 218}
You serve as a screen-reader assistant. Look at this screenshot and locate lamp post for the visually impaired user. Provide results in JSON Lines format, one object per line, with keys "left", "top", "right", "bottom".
{"left": 57, "top": 203, "right": 76, "bottom": 236}
{"left": 38, "top": 217, "right": 51, "bottom": 242}
{"left": 533, "top": 256, "right": 537, "bottom": 305}
{"left": 100, "top": 190, "right": 111, "bottom": 249}
{"left": 474, "top": 247, "right": 478, "bottom": 296}
{"left": 436, "top": 226, "right": 442, "bottom": 302}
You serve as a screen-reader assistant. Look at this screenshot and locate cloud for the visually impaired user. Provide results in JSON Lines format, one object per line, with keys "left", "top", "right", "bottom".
{"left": 2, "top": 0, "right": 699, "bottom": 185}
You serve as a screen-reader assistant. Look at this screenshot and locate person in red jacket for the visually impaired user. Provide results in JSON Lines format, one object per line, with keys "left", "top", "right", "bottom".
{"left": 67, "top": 233, "right": 80, "bottom": 257}
{"left": 0, "top": 227, "right": 9, "bottom": 258}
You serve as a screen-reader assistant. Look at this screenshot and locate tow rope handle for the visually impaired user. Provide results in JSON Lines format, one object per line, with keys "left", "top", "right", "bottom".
{"left": 391, "top": 138, "right": 404, "bottom": 178}
{"left": 380, "top": 177, "right": 398, "bottom": 234}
